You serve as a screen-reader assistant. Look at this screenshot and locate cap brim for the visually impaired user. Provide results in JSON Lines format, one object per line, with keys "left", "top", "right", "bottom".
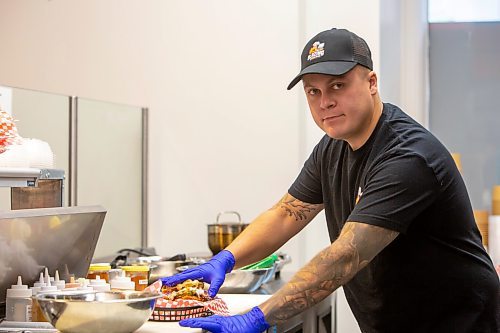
{"left": 286, "top": 61, "right": 357, "bottom": 90}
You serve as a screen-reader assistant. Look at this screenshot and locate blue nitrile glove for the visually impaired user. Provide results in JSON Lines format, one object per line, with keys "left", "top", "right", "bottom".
{"left": 179, "top": 306, "right": 270, "bottom": 333}
{"left": 160, "top": 249, "right": 235, "bottom": 297}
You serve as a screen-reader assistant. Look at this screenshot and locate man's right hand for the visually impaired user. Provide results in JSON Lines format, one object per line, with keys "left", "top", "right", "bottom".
{"left": 160, "top": 249, "right": 236, "bottom": 297}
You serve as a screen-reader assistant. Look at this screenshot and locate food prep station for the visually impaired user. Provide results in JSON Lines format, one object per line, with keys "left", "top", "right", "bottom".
{"left": 0, "top": 171, "right": 334, "bottom": 333}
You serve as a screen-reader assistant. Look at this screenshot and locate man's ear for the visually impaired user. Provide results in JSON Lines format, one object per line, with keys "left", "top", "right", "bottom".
{"left": 369, "top": 71, "right": 378, "bottom": 95}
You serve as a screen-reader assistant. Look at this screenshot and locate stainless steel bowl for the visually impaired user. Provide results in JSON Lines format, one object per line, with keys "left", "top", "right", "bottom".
{"left": 35, "top": 290, "right": 162, "bottom": 333}
{"left": 219, "top": 268, "right": 272, "bottom": 294}
{"left": 148, "top": 260, "right": 191, "bottom": 283}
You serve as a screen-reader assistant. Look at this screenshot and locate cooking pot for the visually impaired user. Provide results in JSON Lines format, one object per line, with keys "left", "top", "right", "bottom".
{"left": 207, "top": 211, "right": 249, "bottom": 255}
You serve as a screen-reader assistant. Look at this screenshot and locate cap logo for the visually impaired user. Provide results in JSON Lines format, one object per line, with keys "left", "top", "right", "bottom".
{"left": 307, "top": 41, "right": 325, "bottom": 61}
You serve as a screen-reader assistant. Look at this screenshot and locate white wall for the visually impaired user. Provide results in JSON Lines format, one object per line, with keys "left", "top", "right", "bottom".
{"left": 0, "top": 0, "right": 302, "bottom": 262}
{"left": 0, "top": 0, "right": 388, "bottom": 270}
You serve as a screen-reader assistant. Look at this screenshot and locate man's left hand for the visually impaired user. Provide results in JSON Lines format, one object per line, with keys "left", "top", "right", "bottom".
{"left": 179, "top": 306, "right": 270, "bottom": 333}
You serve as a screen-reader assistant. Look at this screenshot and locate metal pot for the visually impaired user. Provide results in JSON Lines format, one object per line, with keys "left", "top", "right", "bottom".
{"left": 207, "top": 211, "right": 249, "bottom": 255}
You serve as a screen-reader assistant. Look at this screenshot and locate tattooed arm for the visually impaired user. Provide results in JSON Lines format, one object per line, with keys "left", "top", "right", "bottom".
{"left": 260, "top": 221, "right": 399, "bottom": 325}
{"left": 225, "top": 193, "right": 324, "bottom": 269}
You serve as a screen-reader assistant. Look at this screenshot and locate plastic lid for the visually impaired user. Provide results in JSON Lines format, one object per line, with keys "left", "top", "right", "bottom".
{"left": 77, "top": 281, "right": 94, "bottom": 292}
{"left": 31, "top": 286, "right": 42, "bottom": 296}
{"left": 77, "top": 277, "right": 89, "bottom": 285}
{"left": 89, "top": 276, "right": 108, "bottom": 286}
{"left": 110, "top": 272, "right": 135, "bottom": 290}
{"left": 44, "top": 267, "right": 51, "bottom": 284}
{"left": 53, "top": 270, "right": 66, "bottom": 290}
{"left": 64, "top": 276, "right": 81, "bottom": 289}
{"left": 33, "top": 273, "right": 46, "bottom": 288}
{"left": 40, "top": 279, "right": 57, "bottom": 293}
{"left": 120, "top": 265, "right": 150, "bottom": 272}
{"left": 89, "top": 263, "right": 112, "bottom": 271}
{"left": 89, "top": 277, "right": 111, "bottom": 292}
{"left": 6, "top": 276, "right": 32, "bottom": 298}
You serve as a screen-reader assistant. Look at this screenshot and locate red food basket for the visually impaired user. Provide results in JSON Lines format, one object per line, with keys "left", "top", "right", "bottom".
{"left": 145, "top": 280, "right": 230, "bottom": 322}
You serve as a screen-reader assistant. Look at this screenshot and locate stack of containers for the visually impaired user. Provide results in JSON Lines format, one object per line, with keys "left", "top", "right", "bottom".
{"left": 489, "top": 185, "right": 500, "bottom": 268}
{"left": 473, "top": 210, "right": 489, "bottom": 249}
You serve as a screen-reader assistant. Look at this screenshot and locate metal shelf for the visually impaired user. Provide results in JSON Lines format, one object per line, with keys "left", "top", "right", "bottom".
{"left": 0, "top": 167, "right": 41, "bottom": 187}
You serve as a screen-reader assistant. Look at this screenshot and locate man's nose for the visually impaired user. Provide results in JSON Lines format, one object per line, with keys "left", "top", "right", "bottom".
{"left": 320, "top": 94, "right": 335, "bottom": 110}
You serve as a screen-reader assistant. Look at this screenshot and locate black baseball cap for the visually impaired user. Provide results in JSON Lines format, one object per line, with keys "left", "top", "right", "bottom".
{"left": 287, "top": 28, "right": 373, "bottom": 90}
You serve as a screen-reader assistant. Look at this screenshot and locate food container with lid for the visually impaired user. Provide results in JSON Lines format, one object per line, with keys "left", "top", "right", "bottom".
{"left": 120, "top": 265, "right": 150, "bottom": 291}
{"left": 207, "top": 211, "right": 249, "bottom": 255}
{"left": 87, "top": 263, "right": 111, "bottom": 282}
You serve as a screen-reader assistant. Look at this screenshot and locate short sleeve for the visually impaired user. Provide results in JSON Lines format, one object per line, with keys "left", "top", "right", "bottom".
{"left": 348, "top": 154, "right": 440, "bottom": 233}
{"left": 288, "top": 141, "right": 324, "bottom": 204}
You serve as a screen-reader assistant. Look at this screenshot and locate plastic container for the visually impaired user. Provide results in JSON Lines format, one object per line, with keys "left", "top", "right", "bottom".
{"left": 121, "top": 265, "right": 150, "bottom": 291}
{"left": 6, "top": 276, "right": 32, "bottom": 322}
{"left": 87, "top": 263, "right": 111, "bottom": 282}
{"left": 30, "top": 273, "right": 46, "bottom": 296}
{"left": 492, "top": 185, "right": 500, "bottom": 215}
{"left": 88, "top": 276, "right": 111, "bottom": 292}
{"left": 109, "top": 271, "right": 135, "bottom": 291}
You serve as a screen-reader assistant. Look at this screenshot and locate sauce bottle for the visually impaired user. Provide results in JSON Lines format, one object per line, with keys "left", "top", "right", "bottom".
{"left": 5, "top": 276, "right": 32, "bottom": 322}
{"left": 109, "top": 271, "right": 135, "bottom": 291}
{"left": 52, "top": 270, "right": 66, "bottom": 290}
{"left": 89, "top": 276, "right": 111, "bottom": 292}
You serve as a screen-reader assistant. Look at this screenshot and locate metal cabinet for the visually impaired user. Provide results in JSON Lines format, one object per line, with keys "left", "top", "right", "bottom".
{"left": 269, "top": 294, "right": 334, "bottom": 333}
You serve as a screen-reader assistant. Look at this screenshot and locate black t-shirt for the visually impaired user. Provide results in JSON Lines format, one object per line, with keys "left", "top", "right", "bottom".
{"left": 289, "top": 103, "right": 500, "bottom": 332}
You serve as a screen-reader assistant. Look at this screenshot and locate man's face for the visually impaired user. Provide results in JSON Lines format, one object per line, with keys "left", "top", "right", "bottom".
{"left": 302, "top": 66, "right": 379, "bottom": 149}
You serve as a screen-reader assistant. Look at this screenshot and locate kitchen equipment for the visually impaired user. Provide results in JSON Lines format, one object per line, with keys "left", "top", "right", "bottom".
{"left": 219, "top": 268, "right": 272, "bottom": 294}
{"left": 0, "top": 205, "right": 107, "bottom": 318}
{"left": 207, "top": 211, "right": 249, "bottom": 255}
{"left": 0, "top": 167, "right": 64, "bottom": 209}
{"left": 133, "top": 255, "right": 196, "bottom": 284}
{"left": 147, "top": 260, "right": 190, "bottom": 284}
{"left": 35, "top": 290, "right": 162, "bottom": 333}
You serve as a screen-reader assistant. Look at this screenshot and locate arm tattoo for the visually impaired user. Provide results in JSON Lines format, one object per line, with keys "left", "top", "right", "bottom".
{"left": 272, "top": 193, "right": 321, "bottom": 221}
{"left": 260, "top": 222, "right": 399, "bottom": 324}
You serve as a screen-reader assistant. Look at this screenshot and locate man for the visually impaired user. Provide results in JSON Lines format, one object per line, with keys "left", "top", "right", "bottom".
{"left": 163, "top": 28, "right": 500, "bottom": 332}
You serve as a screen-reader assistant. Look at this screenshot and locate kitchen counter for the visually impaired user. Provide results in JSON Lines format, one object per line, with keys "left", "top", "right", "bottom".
{"left": 138, "top": 294, "right": 271, "bottom": 332}
{"left": 137, "top": 271, "right": 334, "bottom": 333}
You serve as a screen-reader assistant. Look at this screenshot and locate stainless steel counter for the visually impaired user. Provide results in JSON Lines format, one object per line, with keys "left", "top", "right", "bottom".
{"left": 139, "top": 271, "right": 335, "bottom": 333}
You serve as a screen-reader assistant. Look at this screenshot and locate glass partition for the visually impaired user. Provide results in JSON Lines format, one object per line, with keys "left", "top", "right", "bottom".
{"left": 0, "top": 85, "right": 147, "bottom": 258}
{"left": 77, "top": 98, "right": 144, "bottom": 257}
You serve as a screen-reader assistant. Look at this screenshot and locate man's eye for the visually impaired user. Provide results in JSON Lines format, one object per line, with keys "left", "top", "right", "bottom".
{"left": 332, "top": 83, "right": 343, "bottom": 90}
{"left": 307, "top": 89, "right": 319, "bottom": 96}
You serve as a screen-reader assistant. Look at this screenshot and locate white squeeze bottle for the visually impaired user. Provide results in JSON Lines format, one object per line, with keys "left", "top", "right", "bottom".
{"left": 110, "top": 271, "right": 135, "bottom": 291}
{"left": 53, "top": 270, "right": 66, "bottom": 290}
{"left": 6, "top": 276, "right": 32, "bottom": 322}
{"left": 89, "top": 276, "right": 111, "bottom": 292}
